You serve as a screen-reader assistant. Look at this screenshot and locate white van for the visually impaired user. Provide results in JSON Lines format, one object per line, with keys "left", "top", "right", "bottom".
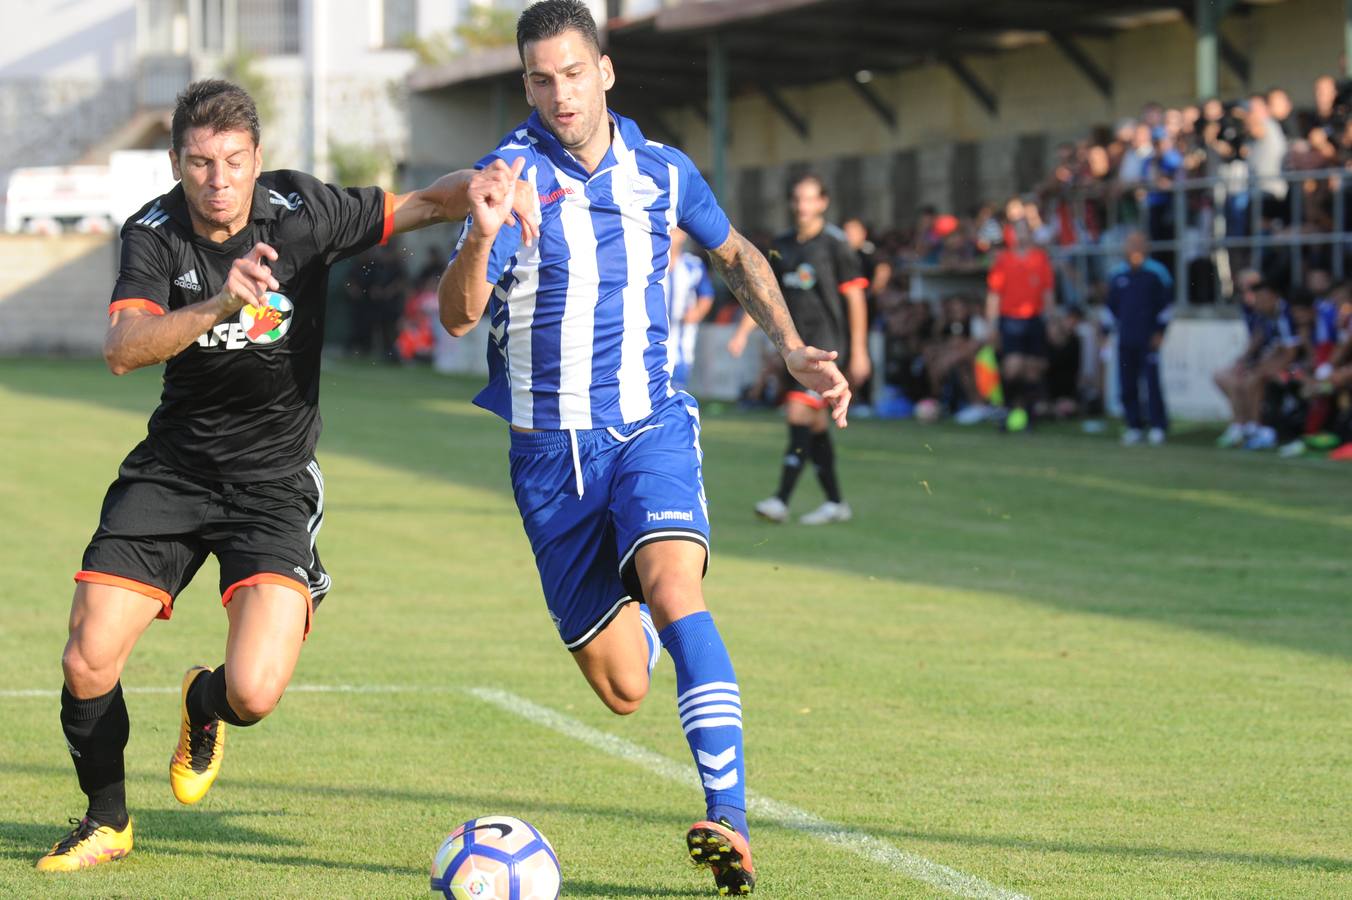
{"left": 4, "top": 151, "right": 176, "bottom": 234}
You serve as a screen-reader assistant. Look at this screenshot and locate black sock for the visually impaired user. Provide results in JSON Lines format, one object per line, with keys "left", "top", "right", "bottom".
{"left": 809, "top": 431, "right": 842, "bottom": 503}
{"left": 60, "top": 683, "right": 129, "bottom": 830}
{"left": 188, "top": 665, "right": 258, "bottom": 728}
{"left": 775, "top": 425, "right": 812, "bottom": 502}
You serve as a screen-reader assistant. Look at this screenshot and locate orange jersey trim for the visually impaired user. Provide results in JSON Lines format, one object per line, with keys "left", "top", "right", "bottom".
{"left": 838, "top": 277, "right": 869, "bottom": 294}
{"left": 108, "top": 298, "right": 166, "bottom": 316}
{"left": 221, "top": 573, "right": 314, "bottom": 638}
{"left": 379, "top": 191, "right": 396, "bottom": 246}
{"left": 74, "top": 571, "right": 174, "bottom": 619}
{"left": 785, "top": 389, "right": 827, "bottom": 411}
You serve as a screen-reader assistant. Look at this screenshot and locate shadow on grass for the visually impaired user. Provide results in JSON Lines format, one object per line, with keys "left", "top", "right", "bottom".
{"left": 3, "top": 358, "right": 1350, "bottom": 662}
{"left": 1, "top": 808, "right": 421, "bottom": 877}
{"left": 563, "top": 880, "right": 706, "bottom": 898}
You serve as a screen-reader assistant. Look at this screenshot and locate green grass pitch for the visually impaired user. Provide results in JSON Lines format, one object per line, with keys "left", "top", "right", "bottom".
{"left": 0, "top": 358, "right": 1348, "bottom": 898}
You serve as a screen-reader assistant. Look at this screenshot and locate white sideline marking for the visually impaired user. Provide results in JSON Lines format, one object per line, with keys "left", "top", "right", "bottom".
{"left": 470, "top": 687, "right": 1030, "bottom": 900}
{"left": 0, "top": 684, "right": 439, "bottom": 699}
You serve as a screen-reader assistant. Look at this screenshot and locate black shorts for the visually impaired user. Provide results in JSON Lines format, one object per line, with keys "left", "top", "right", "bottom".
{"left": 998, "top": 315, "right": 1047, "bottom": 358}
{"left": 76, "top": 441, "right": 328, "bottom": 633}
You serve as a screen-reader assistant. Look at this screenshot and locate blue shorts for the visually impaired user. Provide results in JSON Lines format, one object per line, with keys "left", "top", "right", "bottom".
{"left": 508, "top": 393, "right": 711, "bottom": 650}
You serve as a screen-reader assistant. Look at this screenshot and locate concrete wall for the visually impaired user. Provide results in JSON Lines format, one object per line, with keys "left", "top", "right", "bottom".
{"left": 0, "top": 0, "right": 137, "bottom": 80}
{"left": 0, "top": 235, "right": 117, "bottom": 355}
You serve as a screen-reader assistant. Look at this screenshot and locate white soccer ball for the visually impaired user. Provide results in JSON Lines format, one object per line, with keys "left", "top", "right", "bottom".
{"left": 430, "top": 815, "right": 560, "bottom": 900}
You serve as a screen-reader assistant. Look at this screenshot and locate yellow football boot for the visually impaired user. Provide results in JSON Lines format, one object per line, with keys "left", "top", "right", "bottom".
{"left": 35, "top": 817, "right": 133, "bottom": 872}
{"left": 169, "top": 665, "right": 225, "bottom": 804}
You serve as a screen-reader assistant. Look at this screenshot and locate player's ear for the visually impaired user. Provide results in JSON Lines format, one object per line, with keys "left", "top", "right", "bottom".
{"left": 522, "top": 73, "right": 536, "bottom": 108}
{"left": 599, "top": 55, "right": 615, "bottom": 92}
{"left": 169, "top": 148, "right": 181, "bottom": 181}
{"left": 253, "top": 143, "right": 263, "bottom": 174}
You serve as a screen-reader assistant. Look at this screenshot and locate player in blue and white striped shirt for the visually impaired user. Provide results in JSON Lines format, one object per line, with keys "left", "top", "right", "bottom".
{"left": 438, "top": 2, "right": 850, "bottom": 893}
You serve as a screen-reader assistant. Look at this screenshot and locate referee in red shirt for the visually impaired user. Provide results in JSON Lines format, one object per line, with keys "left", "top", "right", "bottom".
{"left": 985, "top": 198, "right": 1055, "bottom": 432}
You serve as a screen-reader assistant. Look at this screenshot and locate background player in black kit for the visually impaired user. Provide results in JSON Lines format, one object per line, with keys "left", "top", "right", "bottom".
{"left": 36, "top": 80, "right": 538, "bottom": 872}
{"left": 729, "top": 173, "right": 869, "bottom": 525}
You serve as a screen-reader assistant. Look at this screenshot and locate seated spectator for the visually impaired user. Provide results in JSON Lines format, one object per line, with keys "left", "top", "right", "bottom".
{"left": 880, "top": 289, "right": 935, "bottom": 408}
{"left": 1044, "top": 309, "right": 1084, "bottom": 420}
{"left": 923, "top": 295, "right": 989, "bottom": 423}
{"left": 1103, "top": 231, "right": 1173, "bottom": 445}
{"left": 395, "top": 275, "right": 440, "bottom": 364}
{"left": 1302, "top": 310, "right": 1352, "bottom": 457}
{"left": 1214, "top": 275, "right": 1301, "bottom": 450}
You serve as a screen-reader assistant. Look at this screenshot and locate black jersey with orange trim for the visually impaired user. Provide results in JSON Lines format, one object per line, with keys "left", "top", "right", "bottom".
{"left": 111, "top": 170, "right": 392, "bottom": 481}
{"left": 768, "top": 224, "right": 864, "bottom": 361}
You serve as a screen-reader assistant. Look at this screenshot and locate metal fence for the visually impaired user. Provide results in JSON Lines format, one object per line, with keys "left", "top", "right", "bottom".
{"left": 1044, "top": 166, "right": 1352, "bottom": 310}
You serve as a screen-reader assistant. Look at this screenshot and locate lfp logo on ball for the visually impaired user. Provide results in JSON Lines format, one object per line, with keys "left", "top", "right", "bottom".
{"left": 241, "top": 292, "right": 294, "bottom": 344}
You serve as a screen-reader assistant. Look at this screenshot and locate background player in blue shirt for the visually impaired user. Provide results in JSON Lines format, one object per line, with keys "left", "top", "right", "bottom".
{"left": 664, "top": 226, "right": 715, "bottom": 392}
{"left": 1104, "top": 231, "right": 1173, "bottom": 445}
{"left": 437, "top": 2, "right": 850, "bottom": 894}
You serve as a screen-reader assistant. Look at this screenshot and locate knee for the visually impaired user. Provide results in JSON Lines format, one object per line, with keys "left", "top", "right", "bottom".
{"left": 599, "top": 675, "right": 648, "bottom": 716}
{"left": 225, "top": 676, "right": 285, "bottom": 722}
{"left": 61, "top": 639, "right": 119, "bottom": 698}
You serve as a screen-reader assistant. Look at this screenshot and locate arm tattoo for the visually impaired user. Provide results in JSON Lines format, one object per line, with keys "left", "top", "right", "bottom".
{"left": 708, "top": 230, "right": 801, "bottom": 354}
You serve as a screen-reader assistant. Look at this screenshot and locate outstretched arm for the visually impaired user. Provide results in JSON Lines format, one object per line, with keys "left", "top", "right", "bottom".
{"left": 707, "top": 226, "right": 852, "bottom": 426}
{"left": 391, "top": 169, "right": 539, "bottom": 245}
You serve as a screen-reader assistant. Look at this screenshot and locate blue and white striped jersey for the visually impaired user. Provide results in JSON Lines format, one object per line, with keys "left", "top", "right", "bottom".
{"left": 452, "top": 110, "right": 731, "bottom": 429}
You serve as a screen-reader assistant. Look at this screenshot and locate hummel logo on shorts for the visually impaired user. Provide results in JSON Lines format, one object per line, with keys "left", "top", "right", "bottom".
{"left": 174, "top": 269, "right": 201, "bottom": 292}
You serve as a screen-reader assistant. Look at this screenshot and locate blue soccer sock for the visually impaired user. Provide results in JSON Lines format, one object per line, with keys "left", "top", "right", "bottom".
{"left": 660, "top": 611, "right": 748, "bottom": 840}
{"left": 638, "top": 603, "right": 661, "bottom": 677}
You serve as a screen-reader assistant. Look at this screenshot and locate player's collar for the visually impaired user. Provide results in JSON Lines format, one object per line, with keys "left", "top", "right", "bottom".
{"left": 526, "top": 110, "right": 644, "bottom": 181}
{"left": 249, "top": 179, "right": 279, "bottom": 221}
{"left": 157, "top": 179, "right": 276, "bottom": 231}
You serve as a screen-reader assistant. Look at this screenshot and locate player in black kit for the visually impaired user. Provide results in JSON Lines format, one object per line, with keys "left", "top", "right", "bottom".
{"left": 36, "top": 80, "right": 538, "bottom": 872}
{"left": 729, "top": 173, "right": 869, "bottom": 525}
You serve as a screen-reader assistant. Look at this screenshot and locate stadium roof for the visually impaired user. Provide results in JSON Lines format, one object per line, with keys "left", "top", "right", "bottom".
{"left": 407, "top": 0, "right": 1280, "bottom": 144}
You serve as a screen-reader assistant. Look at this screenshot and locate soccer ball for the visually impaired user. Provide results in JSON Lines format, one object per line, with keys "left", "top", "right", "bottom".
{"left": 430, "top": 815, "right": 560, "bottom": 900}
{"left": 915, "top": 398, "right": 941, "bottom": 423}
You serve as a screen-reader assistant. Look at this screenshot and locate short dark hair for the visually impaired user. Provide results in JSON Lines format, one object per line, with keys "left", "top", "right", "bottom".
{"left": 516, "top": 0, "right": 600, "bottom": 63}
{"left": 171, "top": 79, "right": 260, "bottom": 154}
{"left": 788, "top": 172, "right": 828, "bottom": 199}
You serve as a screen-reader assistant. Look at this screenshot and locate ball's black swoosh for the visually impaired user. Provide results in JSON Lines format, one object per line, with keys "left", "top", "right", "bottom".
{"left": 463, "top": 821, "right": 514, "bottom": 839}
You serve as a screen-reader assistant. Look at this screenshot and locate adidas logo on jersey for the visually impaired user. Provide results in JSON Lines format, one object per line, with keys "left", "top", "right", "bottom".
{"left": 174, "top": 269, "right": 202, "bottom": 292}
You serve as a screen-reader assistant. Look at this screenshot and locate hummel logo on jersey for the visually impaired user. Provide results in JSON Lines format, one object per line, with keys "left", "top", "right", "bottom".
{"left": 647, "top": 509, "right": 694, "bottom": 523}
{"left": 174, "top": 269, "right": 201, "bottom": 292}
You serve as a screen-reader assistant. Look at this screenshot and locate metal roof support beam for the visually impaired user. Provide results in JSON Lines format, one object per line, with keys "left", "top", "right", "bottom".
{"left": 1185, "top": 0, "right": 1246, "bottom": 95}
{"left": 1049, "top": 32, "right": 1112, "bottom": 100}
{"left": 846, "top": 77, "right": 897, "bottom": 131}
{"left": 945, "top": 56, "right": 998, "bottom": 117}
{"left": 645, "top": 112, "right": 682, "bottom": 147}
{"left": 708, "top": 34, "right": 729, "bottom": 200}
{"left": 759, "top": 83, "right": 810, "bottom": 139}
{"left": 1345, "top": 0, "right": 1352, "bottom": 78}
